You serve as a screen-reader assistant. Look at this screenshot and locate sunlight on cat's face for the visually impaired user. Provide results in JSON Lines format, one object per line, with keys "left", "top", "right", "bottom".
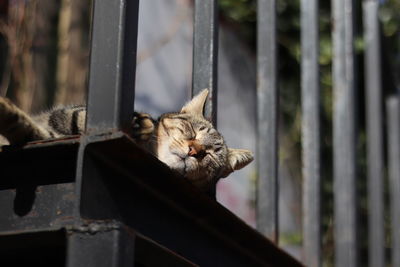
{"left": 155, "top": 89, "right": 253, "bottom": 190}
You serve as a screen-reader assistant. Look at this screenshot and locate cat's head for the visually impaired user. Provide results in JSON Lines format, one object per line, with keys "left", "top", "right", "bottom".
{"left": 156, "top": 89, "right": 253, "bottom": 191}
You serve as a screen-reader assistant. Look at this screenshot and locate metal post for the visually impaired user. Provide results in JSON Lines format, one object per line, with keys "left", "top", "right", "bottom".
{"left": 256, "top": 0, "right": 279, "bottom": 243}
{"left": 332, "top": 0, "right": 358, "bottom": 266}
{"left": 86, "top": 0, "right": 139, "bottom": 133}
{"left": 387, "top": 96, "right": 400, "bottom": 267}
{"left": 363, "top": 1, "right": 385, "bottom": 267}
{"left": 300, "top": 0, "right": 321, "bottom": 265}
{"left": 192, "top": 0, "right": 218, "bottom": 126}
{"left": 66, "top": 223, "right": 135, "bottom": 267}
{"left": 75, "top": 0, "right": 140, "bottom": 225}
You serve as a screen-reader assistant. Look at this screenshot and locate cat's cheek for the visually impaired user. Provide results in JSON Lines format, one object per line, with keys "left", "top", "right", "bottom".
{"left": 158, "top": 152, "right": 185, "bottom": 174}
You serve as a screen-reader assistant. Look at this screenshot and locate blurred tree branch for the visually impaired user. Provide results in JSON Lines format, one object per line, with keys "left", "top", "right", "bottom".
{"left": 0, "top": 0, "right": 90, "bottom": 112}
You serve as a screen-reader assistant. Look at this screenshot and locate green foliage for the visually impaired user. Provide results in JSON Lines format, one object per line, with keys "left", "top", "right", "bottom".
{"left": 219, "top": 0, "right": 257, "bottom": 47}
{"left": 280, "top": 232, "right": 302, "bottom": 246}
{"left": 380, "top": 0, "right": 400, "bottom": 37}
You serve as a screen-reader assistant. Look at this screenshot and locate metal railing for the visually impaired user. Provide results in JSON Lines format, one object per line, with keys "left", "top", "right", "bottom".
{"left": 86, "top": 0, "right": 400, "bottom": 266}
{"left": 255, "top": 0, "right": 399, "bottom": 267}
{"left": 0, "top": 0, "right": 302, "bottom": 266}
{"left": 1, "top": 0, "right": 399, "bottom": 266}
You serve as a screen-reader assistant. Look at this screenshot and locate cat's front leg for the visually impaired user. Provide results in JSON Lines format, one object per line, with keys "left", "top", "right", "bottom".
{"left": 0, "top": 97, "right": 51, "bottom": 145}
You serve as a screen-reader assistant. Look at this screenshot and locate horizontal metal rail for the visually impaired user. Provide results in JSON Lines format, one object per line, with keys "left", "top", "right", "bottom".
{"left": 0, "top": 135, "right": 303, "bottom": 266}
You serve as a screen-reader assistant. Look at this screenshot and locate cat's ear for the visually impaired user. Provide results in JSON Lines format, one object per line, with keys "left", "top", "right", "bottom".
{"left": 181, "top": 89, "right": 209, "bottom": 115}
{"left": 221, "top": 148, "right": 254, "bottom": 178}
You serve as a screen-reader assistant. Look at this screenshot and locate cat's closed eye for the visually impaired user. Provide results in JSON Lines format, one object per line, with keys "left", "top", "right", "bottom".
{"left": 214, "top": 147, "right": 223, "bottom": 153}
{"left": 176, "top": 127, "right": 185, "bottom": 135}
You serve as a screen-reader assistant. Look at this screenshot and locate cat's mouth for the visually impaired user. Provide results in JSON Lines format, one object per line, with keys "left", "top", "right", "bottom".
{"left": 170, "top": 152, "right": 205, "bottom": 181}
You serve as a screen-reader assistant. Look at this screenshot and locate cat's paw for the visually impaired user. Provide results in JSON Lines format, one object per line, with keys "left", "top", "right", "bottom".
{"left": 131, "top": 112, "right": 155, "bottom": 142}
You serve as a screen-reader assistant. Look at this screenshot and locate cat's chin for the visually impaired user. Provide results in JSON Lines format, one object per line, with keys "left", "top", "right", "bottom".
{"left": 183, "top": 160, "right": 214, "bottom": 190}
{"left": 159, "top": 155, "right": 185, "bottom": 173}
{"left": 159, "top": 154, "right": 209, "bottom": 183}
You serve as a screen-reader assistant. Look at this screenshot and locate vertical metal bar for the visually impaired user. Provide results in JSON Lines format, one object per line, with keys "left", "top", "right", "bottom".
{"left": 332, "top": 0, "right": 358, "bottom": 266}
{"left": 66, "top": 224, "right": 135, "bottom": 267}
{"left": 86, "top": 0, "right": 139, "bottom": 133}
{"left": 300, "top": 0, "right": 321, "bottom": 265}
{"left": 363, "top": 1, "right": 385, "bottom": 267}
{"left": 192, "top": 0, "right": 218, "bottom": 125}
{"left": 387, "top": 96, "right": 400, "bottom": 267}
{"left": 256, "top": 0, "right": 278, "bottom": 243}
{"left": 75, "top": 0, "right": 139, "bottom": 219}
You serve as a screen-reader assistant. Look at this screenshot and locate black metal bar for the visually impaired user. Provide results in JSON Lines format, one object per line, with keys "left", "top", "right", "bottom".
{"left": 192, "top": 0, "right": 218, "bottom": 125}
{"left": 387, "top": 96, "right": 400, "bottom": 267}
{"left": 134, "top": 234, "right": 198, "bottom": 267}
{"left": 86, "top": 0, "right": 139, "bottom": 133}
{"left": 332, "top": 0, "right": 358, "bottom": 266}
{"left": 300, "top": 0, "right": 321, "bottom": 265}
{"left": 0, "top": 229, "right": 67, "bottom": 265}
{"left": 66, "top": 222, "right": 135, "bottom": 267}
{"left": 256, "top": 0, "right": 279, "bottom": 243}
{"left": 0, "top": 136, "right": 303, "bottom": 266}
{"left": 363, "top": 1, "right": 385, "bottom": 267}
{"left": 0, "top": 140, "right": 78, "bottom": 232}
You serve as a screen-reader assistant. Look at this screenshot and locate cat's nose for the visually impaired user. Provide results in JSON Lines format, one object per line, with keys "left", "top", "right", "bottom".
{"left": 188, "top": 141, "right": 205, "bottom": 159}
{"left": 188, "top": 146, "right": 197, "bottom": 156}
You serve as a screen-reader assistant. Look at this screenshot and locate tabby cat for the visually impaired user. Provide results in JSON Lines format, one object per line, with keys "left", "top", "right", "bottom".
{"left": 0, "top": 89, "right": 253, "bottom": 191}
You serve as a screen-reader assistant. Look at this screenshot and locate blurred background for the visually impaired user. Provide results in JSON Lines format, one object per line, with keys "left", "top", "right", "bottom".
{"left": 0, "top": 0, "right": 399, "bottom": 265}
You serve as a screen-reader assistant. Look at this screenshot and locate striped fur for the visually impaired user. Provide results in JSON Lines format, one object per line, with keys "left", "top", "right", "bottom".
{"left": 0, "top": 97, "right": 51, "bottom": 145}
{"left": 0, "top": 89, "right": 253, "bottom": 191}
{"left": 0, "top": 97, "right": 86, "bottom": 145}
